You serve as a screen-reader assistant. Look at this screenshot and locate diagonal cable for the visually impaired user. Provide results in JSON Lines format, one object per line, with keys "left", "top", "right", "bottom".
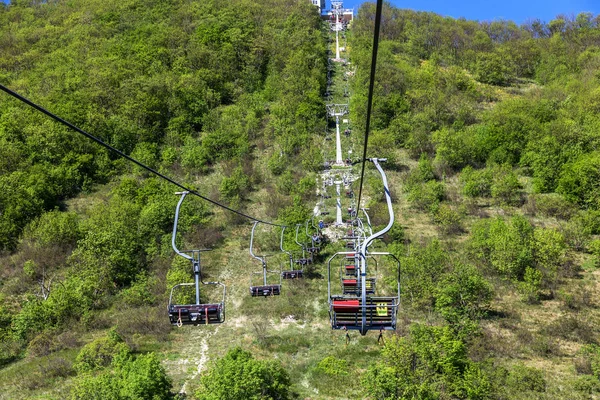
{"left": 0, "top": 84, "right": 285, "bottom": 227}
{"left": 356, "top": 0, "right": 383, "bottom": 210}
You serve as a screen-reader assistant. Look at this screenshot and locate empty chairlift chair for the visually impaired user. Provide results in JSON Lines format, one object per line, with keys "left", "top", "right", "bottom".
{"left": 305, "top": 220, "right": 321, "bottom": 255}
{"left": 294, "top": 224, "right": 312, "bottom": 266}
{"left": 168, "top": 192, "right": 225, "bottom": 326}
{"left": 327, "top": 158, "right": 401, "bottom": 336}
{"left": 280, "top": 226, "right": 303, "bottom": 279}
{"left": 249, "top": 222, "right": 282, "bottom": 297}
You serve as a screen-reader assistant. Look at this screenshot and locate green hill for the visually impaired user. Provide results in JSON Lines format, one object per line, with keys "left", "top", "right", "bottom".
{"left": 1, "top": 0, "right": 600, "bottom": 399}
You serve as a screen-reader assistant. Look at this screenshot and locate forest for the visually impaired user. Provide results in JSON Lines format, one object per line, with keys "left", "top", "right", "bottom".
{"left": 1, "top": 0, "right": 600, "bottom": 398}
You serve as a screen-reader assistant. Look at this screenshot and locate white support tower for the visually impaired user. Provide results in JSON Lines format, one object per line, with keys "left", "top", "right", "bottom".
{"left": 335, "top": 181, "right": 343, "bottom": 225}
{"left": 326, "top": 104, "right": 349, "bottom": 166}
{"left": 330, "top": 1, "right": 344, "bottom": 61}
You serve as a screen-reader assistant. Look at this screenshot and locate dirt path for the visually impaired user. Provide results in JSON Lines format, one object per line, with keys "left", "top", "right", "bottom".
{"left": 178, "top": 327, "right": 218, "bottom": 395}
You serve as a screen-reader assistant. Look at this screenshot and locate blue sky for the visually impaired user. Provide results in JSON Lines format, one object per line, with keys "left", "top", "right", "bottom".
{"left": 341, "top": 0, "right": 600, "bottom": 24}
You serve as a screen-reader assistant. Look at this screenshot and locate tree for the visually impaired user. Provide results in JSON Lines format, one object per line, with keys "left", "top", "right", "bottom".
{"left": 195, "top": 347, "right": 292, "bottom": 400}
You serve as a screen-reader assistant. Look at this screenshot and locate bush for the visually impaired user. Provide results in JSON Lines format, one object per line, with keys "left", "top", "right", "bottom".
{"left": 195, "top": 347, "right": 293, "bottom": 400}
{"left": 529, "top": 193, "right": 575, "bottom": 220}
{"left": 490, "top": 165, "right": 522, "bottom": 206}
{"left": 432, "top": 204, "right": 462, "bottom": 234}
{"left": 407, "top": 180, "right": 445, "bottom": 212}
{"left": 557, "top": 152, "right": 600, "bottom": 209}
{"left": 460, "top": 166, "right": 493, "bottom": 198}
{"left": 362, "top": 325, "right": 489, "bottom": 399}
{"left": 220, "top": 166, "right": 251, "bottom": 202}
{"left": 471, "top": 216, "right": 534, "bottom": 280}
{"left": 314, "top": 356, "right": 349, "bottom": 376}
{"left": 506, "top": 364, "right": 546, "bottom": 392}
{"left": 70, "top": 352, "right": 172, "bottom": 400}
{"left": 435, "top": 263, "right": 493, "bottom": 324}
{"left": 74, "top": 329, "right": 130, "bottom": 373}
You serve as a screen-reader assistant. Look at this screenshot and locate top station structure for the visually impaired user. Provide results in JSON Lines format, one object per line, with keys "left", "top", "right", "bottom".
{"left": 310, "top": 0, "right": 354, "bottom": 23}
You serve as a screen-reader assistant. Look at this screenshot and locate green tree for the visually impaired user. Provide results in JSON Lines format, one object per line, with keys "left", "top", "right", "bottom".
{"left": 195, "top": 347, "right": 292, "bottom": 400}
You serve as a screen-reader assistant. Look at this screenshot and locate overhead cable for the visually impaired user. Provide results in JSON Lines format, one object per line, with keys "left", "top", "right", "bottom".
{"left": 356, "top": 0, "right": 384, "bottom": 211}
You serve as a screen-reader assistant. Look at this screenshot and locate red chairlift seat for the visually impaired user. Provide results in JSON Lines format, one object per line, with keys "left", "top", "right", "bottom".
{"left": 330, "top": 297, "right": 396, "bottom": 330}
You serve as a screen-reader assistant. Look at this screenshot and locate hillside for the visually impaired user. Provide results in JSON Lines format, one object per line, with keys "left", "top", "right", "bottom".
{"left": 1, "top": 0, "right": 600, "bottom": 399}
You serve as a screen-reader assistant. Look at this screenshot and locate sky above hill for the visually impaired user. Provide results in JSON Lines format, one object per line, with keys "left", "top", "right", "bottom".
{"left": 2, "top": 0, "right": 599, "bottom": 25}
{"left": 340, "top": 0, "right": 600, "bottom": 24}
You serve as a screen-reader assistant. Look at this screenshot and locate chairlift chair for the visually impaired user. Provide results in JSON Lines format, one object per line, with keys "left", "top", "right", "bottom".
{"left": 294, "top": 224, "right": 312, "bottom": 265}
{"left": 305, "top": 220, "right": 321, "bottom": 255}
{"left": 280, "top": 226, "right": 303, "bottom": 279}
{"left": 167, "top": 192, "right": 225, "bottom": 326}
{"left": 327, "top": 159, "right": 401, "bottom": 335}
{"left": 249, "top": 222, "right": 282, "bottom": 296}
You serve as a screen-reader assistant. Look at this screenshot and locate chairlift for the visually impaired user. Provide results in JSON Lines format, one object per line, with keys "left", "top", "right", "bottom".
{"left": 294, "top": 224, "right": 312, "bottom": 266}
{"left": 249, "top": 222, "right": 282, "bottom": 296}
{"left": 168, "top": 192, "right": 225, "bottom": 326}
{"left": 327, "top": 158, "right": 401, "bottom": 336}
{"left": 280, "top": 226, "right": 303, "bottom": 279}
{"left": 305, "top": 220, "right": 321, "bottom": 255}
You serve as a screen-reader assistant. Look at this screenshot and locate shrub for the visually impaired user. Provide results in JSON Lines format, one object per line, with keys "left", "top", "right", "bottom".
{"left": 557, "top": 152, "right": 600, "bottom": 209}
{"left": 407, "top": 180, "right": 445, "bottom": 212}
{"left": 74, "top": 329, "right": 130, "bottom": 373}
{"left": 70, "top": 352, "right": 172, "bottom": 400}
{"left": 529, "top": 193, "right": 575, "bottom": 220}
{"left": 195, "top": 347, "right": 293, "bottom": 400}
{"left": 490, "top": 165, "right": 522, "bottom": 206}
{"left": 432, "top": 204, "right": 462, "bottom": 234}
{"left": 314, "top": 356, "right": 349, "bottom": 376}
{"left": 460, "top": 166, "right": 493, "bottom": 198}
{"left": 506, "top": 364, "right": 546, "bottom": 392}
{"left": 219, "top": 166, "right": 251, "bottom": 202}
{"left": 362, "top": 325, "right": 489, "bottom": 399}
{"left": 435, "top": 263, "right": 493, "bottom": 323}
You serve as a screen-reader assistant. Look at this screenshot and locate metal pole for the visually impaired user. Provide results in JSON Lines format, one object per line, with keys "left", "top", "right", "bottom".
{"left": 359, "top": 159, "right": 394, "bottom": 335}
{"left": 249, "top": 221, "right": 267, "bottom": 285}
{"left": 280, "top": 226, "right": 294, "bottom": 269}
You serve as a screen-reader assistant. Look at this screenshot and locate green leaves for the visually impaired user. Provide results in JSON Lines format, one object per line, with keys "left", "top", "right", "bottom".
{"left": 195, "top": 347, "right": 293, "bottom": 400}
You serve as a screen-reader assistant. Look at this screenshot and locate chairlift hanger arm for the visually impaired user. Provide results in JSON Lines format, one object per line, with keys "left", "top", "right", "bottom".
{"left": 172, "top": 192, "right": 193, "bottom": 261}
{"left": 249, "top": 221, "right": 266, "bottom": 266}
{"left": 360, "top": 158, "right": 393, "bottom": 255}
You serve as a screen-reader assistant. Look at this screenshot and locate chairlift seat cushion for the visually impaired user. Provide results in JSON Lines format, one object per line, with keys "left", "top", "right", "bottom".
{"left": 250, "top": 285, "right": 281, "bottom": 297}
{"left": 333, "top": 299, "right": 359, "bottom": 313}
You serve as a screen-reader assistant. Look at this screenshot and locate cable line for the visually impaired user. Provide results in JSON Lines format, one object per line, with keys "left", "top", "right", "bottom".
{"left": 356, "top": 0, "right": 384, "bottom": 211}
{"left": 0, "top": 83, "right": 285, "bottom": 227}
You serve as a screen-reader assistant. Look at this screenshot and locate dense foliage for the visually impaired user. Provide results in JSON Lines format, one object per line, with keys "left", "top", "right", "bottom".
{"left": 2, "top": 0, "right": 600, "bottom": 398}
